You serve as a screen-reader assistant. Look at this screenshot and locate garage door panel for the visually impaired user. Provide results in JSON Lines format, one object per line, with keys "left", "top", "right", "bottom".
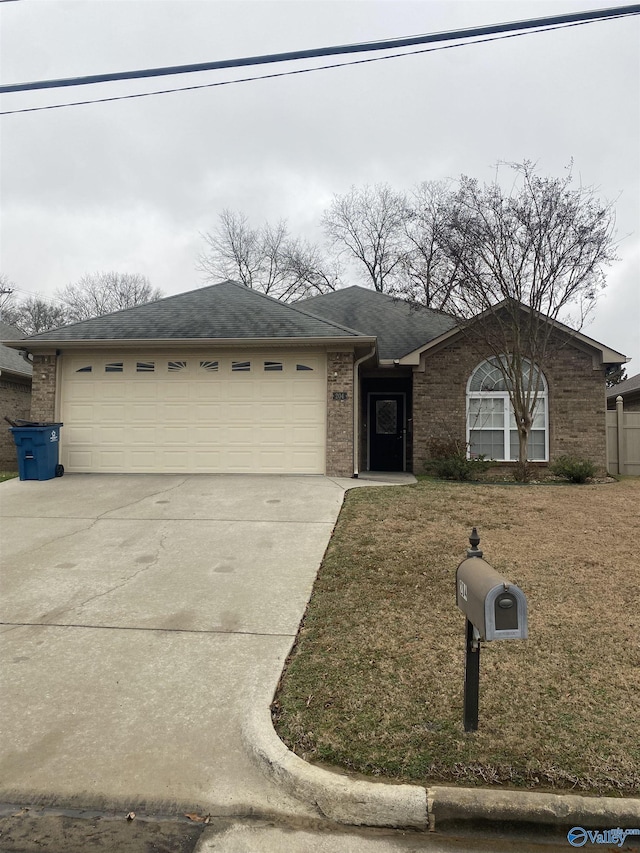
{"left": 66, "top": 426, "right": 94, "bottom": 444}
{"left": 130, "top": 450, "right": 158, "bottom": 468}
{"left": 194, "top": 383, "right": 223, "bottom": 401}
{"left": 99, "top": 404, "right": 126, "bottom": 422}
{"left": 160, "top": 426, "right": 190, "bottom": 444}
{"left": 98, "top": 450, "right": 127, "bottom": 470}
{"left": 134, "top": 383, "right": 160, "bottom": 400}
{"left": 193, "top": 450, "right": 222, "bottom": 468}
{"left": 101, "top": 383, "right": 127, "bottom": 400}
{"left": 130, "top": 426, "right": 156, "bottom": 444}
{"left": 163, "top": 402, "right": 191, "bottom": 421}
{"left": 227, "top": 380, "right": 258, "bottom": 400}
{"left": 293, "top": 402, "right": 325, "bottom": 422}
{"left": 66, "top": 383, "right": 96, "bottom": 401}
{"left": 131, "top": 403, "right": 158, "bottom": 420}
{"left": 60, "top": 351, "right": 327, "bottom": 474}
{"left": 259, "top": 426, "right": 288, "bottom": 443}
{"left": 162, "top": 385, "right": 190, "bottom": 401}
{"left": 100, "top": 426, "right": 126, "bottom": 443}
{"left": 162, "top": 450, "right": 190, "bottom": 468}
{"left": 66, "top": 403, "right": 96, "bottom": 421}
{"left": 260, "top": 402, "right": 290, "bottom": 421}
{"left": 193, "top": 426, "right": 223, "bottom": 443}
{"left": 67, "top": 449, "right": 93, "bottom": 468}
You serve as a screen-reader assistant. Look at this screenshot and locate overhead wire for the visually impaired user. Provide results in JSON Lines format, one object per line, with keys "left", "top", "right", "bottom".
{"left": 0, "top": 16, "right": 634, "bottom": 117}
{"left": 2, "top": 3, "right": 638, "bottom": 94}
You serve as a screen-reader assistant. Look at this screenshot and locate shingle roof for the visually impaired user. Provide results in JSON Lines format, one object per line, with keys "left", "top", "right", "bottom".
{"left": 606, "top": 372, "right": 640, "bottom": 400}
{"left": 19, "top": 281, "right": 368, "bottom": 343}
{"left": 300, "top": 286, "right": 457, "bottom": 360}
{"left": 0, "top": 321, "right": 32, "bottom": 378}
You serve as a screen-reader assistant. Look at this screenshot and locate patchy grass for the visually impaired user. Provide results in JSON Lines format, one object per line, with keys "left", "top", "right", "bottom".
{"left": 273, "top": 478, "right": 640, "bottom": 796}
{"left": 0, "top": 471, "right": 18, "bottom": 482}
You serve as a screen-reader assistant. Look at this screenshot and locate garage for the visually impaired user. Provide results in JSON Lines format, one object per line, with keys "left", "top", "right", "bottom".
{"left": 60, "top": 350, "right": 327, "bottom": 474}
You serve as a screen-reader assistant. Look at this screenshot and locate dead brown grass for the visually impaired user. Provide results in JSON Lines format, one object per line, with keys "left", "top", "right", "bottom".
{"left": 273, "top": 477, "right": 640, "bottom": 796}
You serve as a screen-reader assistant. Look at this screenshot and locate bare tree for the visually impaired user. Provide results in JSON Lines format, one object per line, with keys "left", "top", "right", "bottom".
{"left": 437, "top": 161, "right": 618, "bottom": 478}
{"left": 198, "top": 209, "right": 337, "bottom": 301}
{"left": 11, "top": 295, "right": 68, "bottom": 336}
{"left": 0, "top": 274, "right": 19, "bottom": 326}
{"left": 399, "top": 180, "right": 463, "bottom": 310}
{"left": 57, "top": 272, "right": 162, "bottom": 323}
{"left": 322, "top": 184, "right": 407, "bottom": 293}
{"left": 0, "top": 277, "right": 68, "bottom": 335}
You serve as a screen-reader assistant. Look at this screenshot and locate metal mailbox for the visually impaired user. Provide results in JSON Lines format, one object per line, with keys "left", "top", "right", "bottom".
{"left": 455, "top": 528, "right": 530, "bottom": 731}
{"left": 456, "top": 557, "right": 528, "bottom": 641}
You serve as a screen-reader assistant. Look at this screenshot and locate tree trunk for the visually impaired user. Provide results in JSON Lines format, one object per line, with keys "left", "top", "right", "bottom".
{"left": 516, "top": 426, "right": 530, "bottom": 482}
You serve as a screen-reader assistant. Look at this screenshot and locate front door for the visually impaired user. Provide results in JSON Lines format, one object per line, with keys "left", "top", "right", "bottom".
{"left": 368, "top": 393, "right": 406, "bottom": 471}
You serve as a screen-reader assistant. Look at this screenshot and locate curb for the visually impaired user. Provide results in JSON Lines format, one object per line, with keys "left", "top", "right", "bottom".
{"left": 243, "top": 702, "right": 640, "bottom": 832}
{"left": 242, "top": 703, "right": 428, "bottom": 829}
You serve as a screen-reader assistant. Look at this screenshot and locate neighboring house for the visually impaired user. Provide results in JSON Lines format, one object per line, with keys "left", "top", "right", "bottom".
{"left": 606, "top": 373, "right": 640, "bottom": 412}
{"left": 3, "top": 281, "right": 627, "bottom": 477}
{"left": 0, "top": 320, "right": 32, "bottom": 469}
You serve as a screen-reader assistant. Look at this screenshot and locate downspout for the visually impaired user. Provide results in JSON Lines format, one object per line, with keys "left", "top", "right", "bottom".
{"left": 352, "top": 345, "right": 376, "bottom": 478}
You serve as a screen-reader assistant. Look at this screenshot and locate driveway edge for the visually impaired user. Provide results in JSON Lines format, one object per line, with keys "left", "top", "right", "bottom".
{"left": 243, "top": 701, "right": 640, "bottom": 832}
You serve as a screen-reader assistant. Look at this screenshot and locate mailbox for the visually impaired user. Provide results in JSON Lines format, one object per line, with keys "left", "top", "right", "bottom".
{"left": 456, "top": 557, "right": 528, "bottom": 641}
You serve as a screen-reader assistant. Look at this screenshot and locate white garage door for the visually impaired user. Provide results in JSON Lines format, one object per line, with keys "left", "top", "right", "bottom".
{"left": 59, "top": 351, "right": 327, "bottom": 474}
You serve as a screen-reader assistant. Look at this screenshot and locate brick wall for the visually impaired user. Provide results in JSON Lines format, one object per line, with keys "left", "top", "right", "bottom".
{"left": 546, "top": 346, "right": 607, "bottom": 468}
{"left": 413, "top": 337, "right": 473, "bottom": 472}
{"left": 30, "top": 352, "right": 58, "bottom": 422}
{"left": 0, "top": 377, "right": 31, "bottom": 469}
{"left": 413, "top": 336, "right": 608, "bottom": 473}
{"left": 326, "top": 350, "right": 354, "bottom": 477}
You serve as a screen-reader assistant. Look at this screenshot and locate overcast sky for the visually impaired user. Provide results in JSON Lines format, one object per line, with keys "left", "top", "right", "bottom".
{"left": 1, "top": 0, "right": 638, "bottom": 369}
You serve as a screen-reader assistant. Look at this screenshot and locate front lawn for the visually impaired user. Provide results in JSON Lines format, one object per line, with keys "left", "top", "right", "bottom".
{"left": 273, "top": 477, "right": 640, "bottom": 796}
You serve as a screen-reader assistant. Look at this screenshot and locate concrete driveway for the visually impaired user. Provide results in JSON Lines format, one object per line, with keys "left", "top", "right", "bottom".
{"left": 0, "top": 473, "right": 407, "bottom": 818}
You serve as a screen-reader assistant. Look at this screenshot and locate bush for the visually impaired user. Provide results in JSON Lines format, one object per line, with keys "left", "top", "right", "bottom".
{"left": 424, "top": 437, "right": 492, "bottom": 482}
{"left": 549, "top": 455, "right": 596, "bottom": 484}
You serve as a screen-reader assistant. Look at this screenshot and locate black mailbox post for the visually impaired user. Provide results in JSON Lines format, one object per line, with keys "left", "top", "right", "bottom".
{"left": 456, "top": 528, "right": 528, "bottom": 731}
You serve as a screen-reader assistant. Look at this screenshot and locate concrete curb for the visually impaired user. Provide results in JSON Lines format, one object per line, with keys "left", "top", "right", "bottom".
{"left": 242, "top": 703, "right": 428, "bottom": 829}
{"left": 243, "top": 701, "right": 640, "bottom": 832}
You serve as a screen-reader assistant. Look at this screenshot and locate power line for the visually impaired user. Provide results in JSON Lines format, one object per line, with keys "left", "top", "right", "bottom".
{"left": 1, "top": 4, "right": 638, "bottom": 95}
{"left": 0, "top": 18, "right": 632, "bottom": 116}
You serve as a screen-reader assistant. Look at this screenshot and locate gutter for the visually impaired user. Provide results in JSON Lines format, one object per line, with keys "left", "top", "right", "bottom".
{"left": 3, "top": 336, "right": 378, "bottom": 351}
{"left": 352, "top": 344, "right": 377, "bottom": 478}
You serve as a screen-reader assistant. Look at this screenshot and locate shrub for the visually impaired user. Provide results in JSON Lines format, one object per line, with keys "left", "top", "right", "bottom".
{"left": 549, "top": 455, "right": 596, "bottom": 484}
{"left": 424, "top": 437, "right": 492, "bottom": 482}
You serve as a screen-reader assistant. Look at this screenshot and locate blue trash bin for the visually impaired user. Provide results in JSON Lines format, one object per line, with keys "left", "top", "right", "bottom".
{"left": 10, "top": 423, "right": 64, "bottom": 481}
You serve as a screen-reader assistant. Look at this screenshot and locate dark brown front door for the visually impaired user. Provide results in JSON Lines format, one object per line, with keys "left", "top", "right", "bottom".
{"left": 368, "top": 393, "right": 405, "bottom": 471}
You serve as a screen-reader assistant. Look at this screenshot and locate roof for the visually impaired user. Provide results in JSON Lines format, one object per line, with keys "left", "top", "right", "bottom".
{"left": 607, "top": 372, "right": 640, "bottom": 400}
{"left": 394, "top": 298, "right": 629, "bottom": 366}
{"left": 0, "top": 321, "right": 32, "bottom": 379}
{"left": 300, "top": 286, "right": 457, "bottom": 360}
{"left": 10, "top": 281, "right": 370, "bottom": 345}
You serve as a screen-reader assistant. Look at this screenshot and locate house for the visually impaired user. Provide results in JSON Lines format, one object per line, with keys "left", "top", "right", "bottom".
{"left": 0, "top": 320, "right": 33, "bottom": 469}
{"left": 3, "top": 281, "right": 627, "bottom": 477}
{"left": 606, "top": 373, "right": 640, "bottom": 412}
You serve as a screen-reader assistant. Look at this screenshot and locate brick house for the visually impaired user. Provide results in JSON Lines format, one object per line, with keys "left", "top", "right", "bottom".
{"left": 4, "top": 282, "right": 626, "bottom": 477}
{"left": 0, "top": 320, "right": 32, "bottom": 469}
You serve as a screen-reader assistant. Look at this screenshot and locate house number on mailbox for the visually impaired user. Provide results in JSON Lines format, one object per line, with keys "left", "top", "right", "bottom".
{"left": 333, "top": 391, "right": 348, "bottom": 401}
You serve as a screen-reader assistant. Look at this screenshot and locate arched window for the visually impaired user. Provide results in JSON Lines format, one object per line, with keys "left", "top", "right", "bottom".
{"left": 467, "top": 356, "right": 548, "bottom": 462}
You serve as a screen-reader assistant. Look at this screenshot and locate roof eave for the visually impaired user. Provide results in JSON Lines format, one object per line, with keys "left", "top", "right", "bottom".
{"left": 6, "top": 336, "right": 377, "bottom": 351}
{"left": 0, "top": 367, "right": 32, "bottom": 380}
{"left": 396, "top": 313, "right": 628, "bottom": 367}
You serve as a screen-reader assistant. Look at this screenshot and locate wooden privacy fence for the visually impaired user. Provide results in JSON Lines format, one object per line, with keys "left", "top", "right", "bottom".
{"left": 607, "top": 396, "right": 640, "bottom": 475}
